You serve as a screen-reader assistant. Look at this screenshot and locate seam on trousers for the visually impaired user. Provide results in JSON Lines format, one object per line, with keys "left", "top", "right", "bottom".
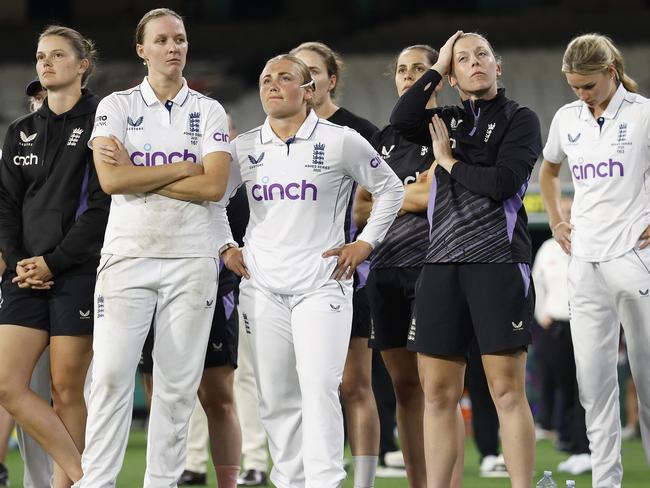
{"left": 632, "top": 248, "right": 650, "bottom": 275}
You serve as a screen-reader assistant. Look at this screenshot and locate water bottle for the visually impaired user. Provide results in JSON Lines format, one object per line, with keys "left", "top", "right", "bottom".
{"left": 566, "top": 481, "right": 575, "bottom": 487}
{"left": 535, "top": 470, "right": 557, "bottom": 488}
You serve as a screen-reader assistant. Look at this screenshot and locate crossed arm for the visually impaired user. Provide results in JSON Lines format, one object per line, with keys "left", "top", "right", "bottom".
{"left": 93, "top": 135, "right": 231, "bottom": 201}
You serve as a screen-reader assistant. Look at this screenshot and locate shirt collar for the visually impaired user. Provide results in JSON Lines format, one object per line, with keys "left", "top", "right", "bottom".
{"left": 139, "top": 76, "right": 190, "bottom": 107}
{"left": 260, "top": 109, "right": 320, "bottom": 144}
{"left": 579, "top": 83, "right": 627, "bottom": 121}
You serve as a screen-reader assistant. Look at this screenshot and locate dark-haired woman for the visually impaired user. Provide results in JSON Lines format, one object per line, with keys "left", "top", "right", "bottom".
{"left": 77, "top": 8, "right": 234, "bottom": 487}
{"left": 391, "top": 31, "right": 541, "bottom": 488}
{"left": 291, "top": 41, "right": 381, "bottom": 488}
{"left": 0, "top": 25, "right": 109, "bottom": 487}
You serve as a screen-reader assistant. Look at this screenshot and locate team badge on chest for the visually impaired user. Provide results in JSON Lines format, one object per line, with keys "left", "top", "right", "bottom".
{"left": 612, "top": 122, "right": 633, "bottom": 154}
{"left": 304, "top": 142, "right": 330, "bottom": 172}
{"left": 185, "top": 112, "right": 202, "bottom": 145}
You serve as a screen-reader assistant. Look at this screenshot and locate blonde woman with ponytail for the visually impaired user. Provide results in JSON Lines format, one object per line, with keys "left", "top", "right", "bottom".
{"left": 539, "top": 33, "right": 650, "bottom": 488}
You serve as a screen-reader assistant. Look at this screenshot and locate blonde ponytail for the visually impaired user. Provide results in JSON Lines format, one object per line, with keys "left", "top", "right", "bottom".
{"left": 562, "top": 33, "right": 638, "bottom": 93}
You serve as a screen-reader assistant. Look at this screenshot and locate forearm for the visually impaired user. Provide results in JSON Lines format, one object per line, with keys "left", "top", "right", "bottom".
{"left": 357, "top": 184, "right": 404, "bottom": 248}
{"left": 389, "top": 69, "right": 442, "bottom": 145}
{"left": 97, "top": 162, "right": 192, "bottom": 195}
{"left": 539, "top": 162, "right": 564, "bottom": 228}
{"left": 353, "top": 198, "right": 373, "bottom": 230}
{"left": 449, "top": 162, "right": 525, "bottom": 201}
{"left": 154, "top": 173, "right": 225, "bottom": 202}
{"left": 401, "top": 180, "right": 431, "bottom": 213}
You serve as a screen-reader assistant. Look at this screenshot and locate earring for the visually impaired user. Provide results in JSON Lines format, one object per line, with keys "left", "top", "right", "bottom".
{"left": 143, "top": 59, "right": 147, "bottom": 66}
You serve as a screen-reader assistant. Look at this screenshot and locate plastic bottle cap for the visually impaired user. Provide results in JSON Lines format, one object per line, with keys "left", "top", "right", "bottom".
{"left": 544, "top": 471, "right": 552, "bottom": 476}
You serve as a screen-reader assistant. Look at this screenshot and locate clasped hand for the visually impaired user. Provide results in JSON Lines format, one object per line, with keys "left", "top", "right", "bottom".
{"left": 12, "top": 256, "right": 54, "bottom": 290}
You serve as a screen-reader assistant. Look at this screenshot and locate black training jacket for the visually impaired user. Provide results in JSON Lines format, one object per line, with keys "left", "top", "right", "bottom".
{"left": 390, "top": 69, "right": 542, "bottom": 264}
{"left": 0, "top": 90, "right": 110, "bottom": 276}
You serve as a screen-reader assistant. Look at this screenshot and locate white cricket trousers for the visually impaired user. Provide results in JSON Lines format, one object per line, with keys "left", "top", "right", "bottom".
{"left": 184, "top": 400, "right": 209, "bottom": 473}
{"left": 234, "top": 315, "right": 269, "bottom": 472}
{"left": 239, "top": 276, "right": 352, "bottom": 488}
{"left": 568, "top": 249, "right": 650, "bottom": 488}
{"left": 78, "top": 256, "right": 218, "bottom": 488}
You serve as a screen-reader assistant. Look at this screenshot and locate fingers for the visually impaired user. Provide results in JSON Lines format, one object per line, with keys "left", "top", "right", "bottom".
{"left": 433, "top": 114, "right": 449, "bottom": 139}
{"left": 110, "top": 135, "right": 125, "bottom": 151}
{"left": 429, "top": 115, "right": 449, "bottom": 142}
{"left": 322, "top": 247, "right": 343, "bottom": 259}
{"left": 225, "top": 251, "right": 250, "bottom": 279}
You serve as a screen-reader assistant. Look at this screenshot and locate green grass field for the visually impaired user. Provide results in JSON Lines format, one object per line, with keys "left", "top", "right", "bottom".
{"left": 4, "top": 429, "right": 648, "bottom": 487}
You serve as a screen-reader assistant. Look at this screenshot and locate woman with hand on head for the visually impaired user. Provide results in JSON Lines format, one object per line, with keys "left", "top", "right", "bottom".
{"left": 539, "top": 33, "right": 650, "bottom": 488}
{"left": 0, "top": 25, "right": 109, "bottom": 487}
{"left": 291, "top": 41, "right": 381, "bottom": 488}
{"left": 354, "top": 44, "right": 466, "bottom": 488}
{"left": 391, "top": 31, "right": 541, "bottom": 488}
{"left": 220, "top": 53, "right": 403, "bottom": 488}
{"left": 77, "top": 8, "right": 233, "bottom": 487}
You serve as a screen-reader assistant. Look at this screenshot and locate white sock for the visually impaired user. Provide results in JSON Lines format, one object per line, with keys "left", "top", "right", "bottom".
{"left": 353, "top": 455, "right": 378, "bottom": 488}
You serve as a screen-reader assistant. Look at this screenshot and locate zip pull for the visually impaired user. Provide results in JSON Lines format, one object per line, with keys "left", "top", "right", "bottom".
{"left": 469, "top": 101, "right": 481, "bottom": 137}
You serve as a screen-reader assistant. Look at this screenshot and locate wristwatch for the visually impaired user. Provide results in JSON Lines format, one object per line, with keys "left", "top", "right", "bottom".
{"left": 219, "top": 242, "right": 238, "bottom": 256}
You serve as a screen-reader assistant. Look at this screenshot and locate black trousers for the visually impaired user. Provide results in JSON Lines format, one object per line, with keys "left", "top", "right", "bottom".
{"left": 546, "top": 320, "right": 590, "bottom": 454}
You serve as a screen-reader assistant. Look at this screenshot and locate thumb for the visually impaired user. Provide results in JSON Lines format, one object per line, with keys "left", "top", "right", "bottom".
{"left": 322, "top": 246, "right": 343, "bottom": 258}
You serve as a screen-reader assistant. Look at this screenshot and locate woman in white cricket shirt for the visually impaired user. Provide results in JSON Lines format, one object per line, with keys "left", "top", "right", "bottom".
{"left": 220, "top": 54, "right": 403, "bottom": 488}
{"left": 539, "top": 33, "right": 650, "bottom": 488}
{"left": 76, "top": 8, "right": 233, "bottom": 487}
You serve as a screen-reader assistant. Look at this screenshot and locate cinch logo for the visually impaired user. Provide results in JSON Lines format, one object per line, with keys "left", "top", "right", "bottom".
{"left": 13, "top": 153, "right": 38, "bottom": 166}
{"left": 251, "top": 178, "right": 317, "bottom": 201}
{"left": 213, "top": 131, "right": 229, "bottom": 142}
{"left": 130, "top": 143, "right": 197, "bottom": 166}
{"left": 370, "top": 156, "right": 381, "bottom": 168}
{"left": 571, "top": 158, "right": 624, "bottom": 180}
{"left": 403, "top": 171, "right": 422, "bottom": 185}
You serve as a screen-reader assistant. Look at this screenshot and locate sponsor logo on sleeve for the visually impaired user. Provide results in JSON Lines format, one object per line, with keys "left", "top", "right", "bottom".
{"left": 212, "top": 131, "right": 229, "bottom": 143}
{"left": 95, "top": 115, "right": 108, "bottom": 127}
{"left": 369, "top": 155, "right": 381, "bottom": 168}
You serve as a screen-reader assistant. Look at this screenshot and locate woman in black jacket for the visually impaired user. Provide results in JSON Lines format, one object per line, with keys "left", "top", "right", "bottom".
{"left": 390, "top": 31, "right": 541, "bottom": 488}
{"left": 0, "top": 25, "right": 109, "bottom": 487}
